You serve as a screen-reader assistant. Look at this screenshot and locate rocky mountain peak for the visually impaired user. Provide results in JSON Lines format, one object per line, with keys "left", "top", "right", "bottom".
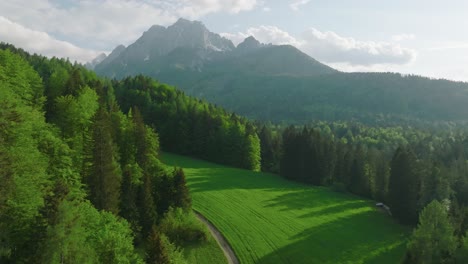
{"left": 237, "top": 36, "right": 263, "bottom": 51}
{"left": 126, "top": 18, "right": 234, "bottom": 57}
{"left": 165, "top": 19, "right": 234, "bottom": 52}
{"left": 94, "top": 44, "right": 126, "bottom": 69}
{"left": 172, "top": 18, "right": 203, "bottom": 28}
{"left": 85, "top": 53, "right": 107, "bottom": 70}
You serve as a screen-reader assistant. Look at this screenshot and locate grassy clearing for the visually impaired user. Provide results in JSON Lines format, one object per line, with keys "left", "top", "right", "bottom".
{"left": 162, "top": 153, "right": 409, "bottom": 264}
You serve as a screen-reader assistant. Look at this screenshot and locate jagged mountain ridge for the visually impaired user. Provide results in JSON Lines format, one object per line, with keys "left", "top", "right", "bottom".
{"left": 85, "top": 52, "right": 107, "bottom": 69}
{"left": 94, "top": 18, "right": 335, "bottom": 78}
{"left": 97, "top": 45, "right": 125, "bottom": 67}
{"left": 94, "top": 18, "right": 243, "bottom": 77}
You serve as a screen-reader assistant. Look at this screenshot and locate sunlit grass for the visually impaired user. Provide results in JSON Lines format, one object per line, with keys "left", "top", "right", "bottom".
{"left": 163, "top": 153, "right": 409, "bottom": 264}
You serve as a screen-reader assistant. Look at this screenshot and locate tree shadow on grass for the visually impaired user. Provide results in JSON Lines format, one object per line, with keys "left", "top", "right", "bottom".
{"left": 186, "top": 167, "right": 379, "bottom": 216}
{"left": 163, "top": 153, "right": 370, "bottom": 206}
{"left": 163, "top": 152, "right": 307, "bottom": 191}
{"left": 161, "top": 152, "right": 228, "bottom": 169}
{"left": 185, "top": 167, "right": 297, "bottom": 192}
{"left": 263, "top": 188, "right": 370, "bottom": 213}
{"left": 255, "top": 210, "right": 408, "bottom": 264}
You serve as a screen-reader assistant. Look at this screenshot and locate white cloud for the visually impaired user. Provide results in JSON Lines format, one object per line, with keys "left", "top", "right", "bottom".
{"left": 263, "top": 7, "right": 271, "bottom": 12}
{"left": 300, "top": 28, "right": 417, "bottom": 65}
{"left": 0, "top": 0, "right": 173, "bottom": 51}
{"left": 328, "top": 57, "right": 468, "bottom": 82}
{"left": 290, "top": 0, "right": 311, "bottom": 11}
{"left": 246, "top": 26, "right": 302, "bottom": 45}
{"left": 177, "top": 0, "right": 260, "bottom": 19}
{"left": 222, "top": 25, "right": 302, "bottom": 46}
{"left": 222, "top": 26, "right": 417, "bottom": 66}
{"left": 0, "top": 0, "right": 259, "bottom": 52}
{"left": 326, "top": 62, "right": 403, "bottom": 73}
{"left": 0, "top": 16, "right": 103, "bottom": 62}
{"left": 391, "top": 34, "right": 416, "bottom": 42}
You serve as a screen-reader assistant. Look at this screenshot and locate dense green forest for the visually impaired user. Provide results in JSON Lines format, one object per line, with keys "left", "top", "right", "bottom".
{"left": 112, "top": 76, "right": 260, "bottom": 171}
{"left": 0, "top": 44, "right": 260, "bottom": 263}
{"left": 161, "top": 71, "right": 468, "bottom": 125}
{"left": 3, "top": 40, "right": 468, "bottom": 263}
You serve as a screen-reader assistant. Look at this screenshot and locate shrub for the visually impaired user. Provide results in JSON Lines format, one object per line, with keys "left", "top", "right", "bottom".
{"left": 161, "top": 234, "right": 187, "bottom": 264}
{"left": 159, "top": 207, "right": 208, "bottom": 245}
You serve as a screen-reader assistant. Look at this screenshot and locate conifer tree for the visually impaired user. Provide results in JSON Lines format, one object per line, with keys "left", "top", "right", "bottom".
{"left": 372, "top": 149, "right": 389, "bottom": 202}
{"left": 64, "top": 68, "right": 83, "bottom": 96}
{"left": 89, "top": 107, "right": 122, "bottom": 214}
{"left": 146, "top": 227, "right": 170, "bottom": 264}
{"left": 280, "top": 126, "right": 301, "bottom": 181}
{"left": 243, "top": 124, "right": 261, "bottom": 172}
{"left": 137, "top": 174, "right": 158, "bottom": 238}
{"left": 420, "top": 163, "right": 452, "bottom": 209}
{"left": 156, "top": 173, "right": 173, "bottom": 216}
{"left": 349, "top": 146, "right": 370, "bottom": 197}
{"left": 388, "top": 147, "right": 420, "bottom": 224}
{"left": 259, "top": 125, "right": 279, "bottom": 173}
{"left": 132, "top": 107, "right": 149, "bottom": 167}
{"left": 120, "top": 165, "right": 141, "bottom": 234}
{"left": 172, "top": 168, "right": 191, "bottom": 209}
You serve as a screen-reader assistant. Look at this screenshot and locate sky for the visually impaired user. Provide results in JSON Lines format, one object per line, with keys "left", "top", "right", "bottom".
{"left": 1, "top": 0, "right": 468, "bottom": 81}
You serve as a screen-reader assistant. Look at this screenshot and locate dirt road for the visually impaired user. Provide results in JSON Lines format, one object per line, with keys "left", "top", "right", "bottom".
{"left": 195, "top": 211, "right": 240, "bottom": 264}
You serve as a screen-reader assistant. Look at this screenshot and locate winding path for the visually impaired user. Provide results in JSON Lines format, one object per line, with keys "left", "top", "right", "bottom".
{"left": 195, "top": 211, "right": 240, "bottom": 264}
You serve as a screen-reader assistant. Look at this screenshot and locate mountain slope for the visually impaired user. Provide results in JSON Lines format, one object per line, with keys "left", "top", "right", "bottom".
{"left": 94, "top": 19, "right": 468, "bottom": 124}
{"left": 209, "top": 44, "right": 336, "bottom": 76}
{"left": 185, "top": 72, "right": 468, "bottom": 123}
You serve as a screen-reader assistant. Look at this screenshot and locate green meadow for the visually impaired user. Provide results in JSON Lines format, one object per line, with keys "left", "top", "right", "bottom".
{"left": 163, "top": 153, "right": 409, "bottom": 264}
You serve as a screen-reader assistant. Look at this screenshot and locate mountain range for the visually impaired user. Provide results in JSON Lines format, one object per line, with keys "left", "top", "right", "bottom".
{"left": 93, "top": 18, "right": 468, "bottom": 125}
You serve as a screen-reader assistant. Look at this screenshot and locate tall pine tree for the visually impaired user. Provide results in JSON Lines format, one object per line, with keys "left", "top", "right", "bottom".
{"left": 89, "top": 107, "right": 122, "bottom": 214}
{"left": 172, "top": 168, "right": 191, "bottom": 210}
{"left": 388, "top": 147, "right": 420, "bottom": 224}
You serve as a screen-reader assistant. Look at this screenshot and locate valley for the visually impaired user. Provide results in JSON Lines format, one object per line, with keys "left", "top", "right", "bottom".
{"left": 2, "top": 4, "right": 468, "bottom": 263}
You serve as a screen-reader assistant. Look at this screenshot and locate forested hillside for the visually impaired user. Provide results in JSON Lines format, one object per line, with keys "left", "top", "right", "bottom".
{"left": 183, "top": 72, "right": 468, "bottom": 124}
{"left": 94, "top": 19, "right": 468, "bottom": 125}
{"left": 0, "top": 44, "right": 259, "bottom": 263}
